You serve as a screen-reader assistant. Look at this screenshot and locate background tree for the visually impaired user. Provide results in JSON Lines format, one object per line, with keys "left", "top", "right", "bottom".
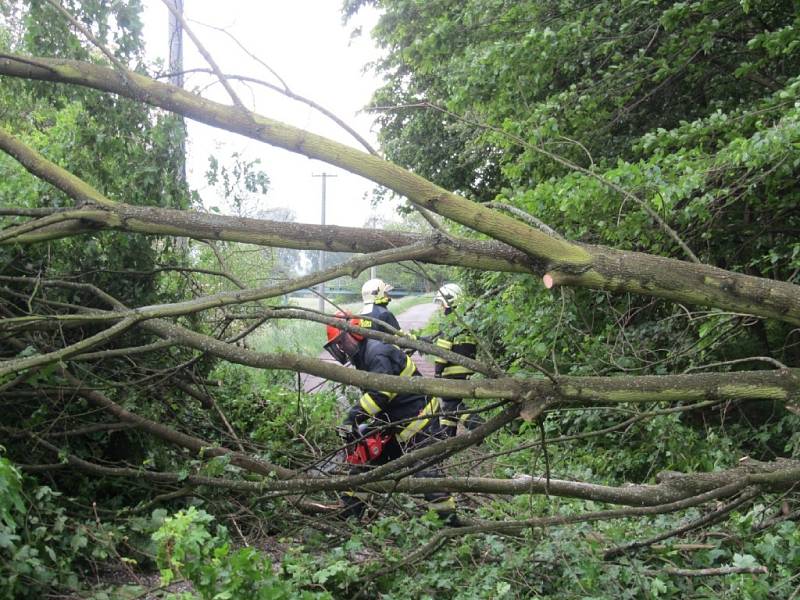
{"left": 352, "top": 0, "right": 800, "bottom": 374}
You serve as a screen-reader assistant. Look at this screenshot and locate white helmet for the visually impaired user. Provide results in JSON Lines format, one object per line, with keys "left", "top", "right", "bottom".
{"left": 361, "top": 278, "right": 393, "bottom": 304}
{"left": 434, "top": 283, "right": 463, "bottom": 309}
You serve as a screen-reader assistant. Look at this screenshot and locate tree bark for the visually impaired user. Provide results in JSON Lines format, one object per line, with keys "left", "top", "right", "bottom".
{"left": 1, "top": 55, "right": 798, "bottom": 324}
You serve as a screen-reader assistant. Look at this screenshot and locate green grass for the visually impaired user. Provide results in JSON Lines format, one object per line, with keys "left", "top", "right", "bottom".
{"left": 251, "top": 295, "right": 433, "bottom": 356}
{"left": 251, "top": 317, "right": 327, "bottom": 356}
{"left": 387, "top": 293, "right": 435, "bottom": 313}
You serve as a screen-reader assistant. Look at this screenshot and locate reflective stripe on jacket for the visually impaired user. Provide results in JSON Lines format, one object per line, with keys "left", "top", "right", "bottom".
{"left": 347, "top": 339, "right": 428, "bottom": 432}
{"left": 434, "top": 327, "right": 477, "bottom": 427}
{"left": 434, "top": 334, "right": 477, "bottom": 379}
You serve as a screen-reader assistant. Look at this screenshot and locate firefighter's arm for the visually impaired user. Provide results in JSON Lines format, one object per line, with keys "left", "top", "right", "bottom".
{"left": 356, "top": 353, "right": 395, "bottom": 417}
{"left": 452, "top": 337, "right": 477, "bottom": 361}
{"left": 434, "top": 337, "right": 453, "bottom": 376}
{"left": 434, "top": 336, "right": 476, "bottom": 378}
{"left": 386, "top": 312, "right": 401, "bottom": 331}
{"left": 357, "top": 389, "right": 393, "bottom": 417}
{"left": 380, "top": 313, "right": 410, "bottom": 339}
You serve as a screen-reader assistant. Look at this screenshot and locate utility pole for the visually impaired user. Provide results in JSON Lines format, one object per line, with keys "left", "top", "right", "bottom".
{"left": 167, "top": 0, "right": 184, "bottom": 89}
{"left": 366, "top": 214, "right": 378, "bottom": 280}
{"left": 166, "top": 0, "right": 187, "bottom": 251}
{"left": 312, "top": 172, "right": 336, "bottom": 312}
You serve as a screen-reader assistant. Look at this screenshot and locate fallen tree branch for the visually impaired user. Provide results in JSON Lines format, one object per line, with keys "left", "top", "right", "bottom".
{"left": 0, "top": 316, "right": 139, "bottom": 378}
{"left": 0, "top": 59, "right": 798, "bottom": 323}
{"left": 14, "top": 413, "right": 800, "bottom": 505}
{"left": 646, "top": 566, "right": 768, "bottom": 577}
{"left": 603, "top": 486, "right": 760, "bottom": 559}
{"left": 370, "top": 479, "right": 755, "bottom": 575}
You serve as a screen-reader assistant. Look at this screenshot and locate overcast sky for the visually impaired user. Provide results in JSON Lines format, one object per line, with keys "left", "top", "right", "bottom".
{"left": 141, "top": 1, "right": 398, "bottom": 227}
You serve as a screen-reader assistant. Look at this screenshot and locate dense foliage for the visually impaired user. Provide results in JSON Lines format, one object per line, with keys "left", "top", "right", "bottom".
{"left": 334, "top": 0, "right": 800, "bottom": 596}
{"left": 353, "top": 0, "right": 800, "bottom": 374}
{"left": 0, "top": 3, "right": 281, "bottom": 597}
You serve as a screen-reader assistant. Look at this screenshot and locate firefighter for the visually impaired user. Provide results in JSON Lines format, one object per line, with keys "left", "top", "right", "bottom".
{"left": 324, "top": 311, "right": 456, "bottom": 523}
{"left": 433, "top": 284, "right": 483, "bottom": 438}
{"left": 359, "top": 277, "right": 401, "bottom": 334}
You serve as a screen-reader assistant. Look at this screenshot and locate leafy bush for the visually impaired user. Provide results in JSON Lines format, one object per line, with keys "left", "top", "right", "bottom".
{"left": 152, "top": 507, "right": 330, "bottom": 600}
{"left": 0, "top": 451, "right": 117, "bottom": 599}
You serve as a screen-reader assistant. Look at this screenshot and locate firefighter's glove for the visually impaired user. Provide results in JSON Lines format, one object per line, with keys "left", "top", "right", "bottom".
{"left": 337, "top": 425, "right": 354, "bottom": 444}
{"left": 342, "top": 422, "right": 372, "bottom": 446}
{"left": 344, "top": 421, "right": 371, "bottom": 444}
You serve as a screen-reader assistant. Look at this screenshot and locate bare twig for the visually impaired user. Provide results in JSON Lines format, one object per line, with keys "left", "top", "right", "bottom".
{"left": 485, "top": 202, "right": 565, "bottom": 240}
{"left": 373, "top": 101, "right": 700, "bottom": 263}
{"left": 160, "top": 0, "right": 246, "bottom": 110}
{"left": 684, "top": 356, "right": 790, "bottom": 373}
{"left": 603, "top": 487, "right": 760, "bottom": 559}
{"left": 646, "top": 566, "right": 768, "bottom": 577}
{"left": 44, "top": 0, "right": 128, "bottom": 75}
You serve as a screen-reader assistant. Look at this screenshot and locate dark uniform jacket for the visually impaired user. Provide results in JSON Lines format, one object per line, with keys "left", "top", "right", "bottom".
{"left": 434, "top": 323, "right": 477, "bottom": 380}
{"left": 434, "top": 322, "right": 477, "bottom": 429}
{"left": 360, "top": 303, "right": 401, "bottom": 334}
{"left": 345, "top": 338, "right": 437, "bottom": 442}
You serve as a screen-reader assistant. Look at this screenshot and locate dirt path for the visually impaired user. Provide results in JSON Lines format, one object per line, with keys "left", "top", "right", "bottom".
{"left": 394, "top": 302, "right": 438, "bottom": 378}
{"left": 301, "top": 301, "right": 439, "bottom": 393}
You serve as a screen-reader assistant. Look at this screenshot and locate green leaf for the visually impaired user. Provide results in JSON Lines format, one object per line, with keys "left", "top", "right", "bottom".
{"left": 650, "top": 577, "right": 668, "bottom": 597}
{"left": 732, "top": 553, "right": 759, "bottom": 568}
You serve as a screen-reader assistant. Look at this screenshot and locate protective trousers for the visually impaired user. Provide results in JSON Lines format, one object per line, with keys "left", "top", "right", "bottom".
{"left": 342, "top": 427, "right": 455, "bottom": 522}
